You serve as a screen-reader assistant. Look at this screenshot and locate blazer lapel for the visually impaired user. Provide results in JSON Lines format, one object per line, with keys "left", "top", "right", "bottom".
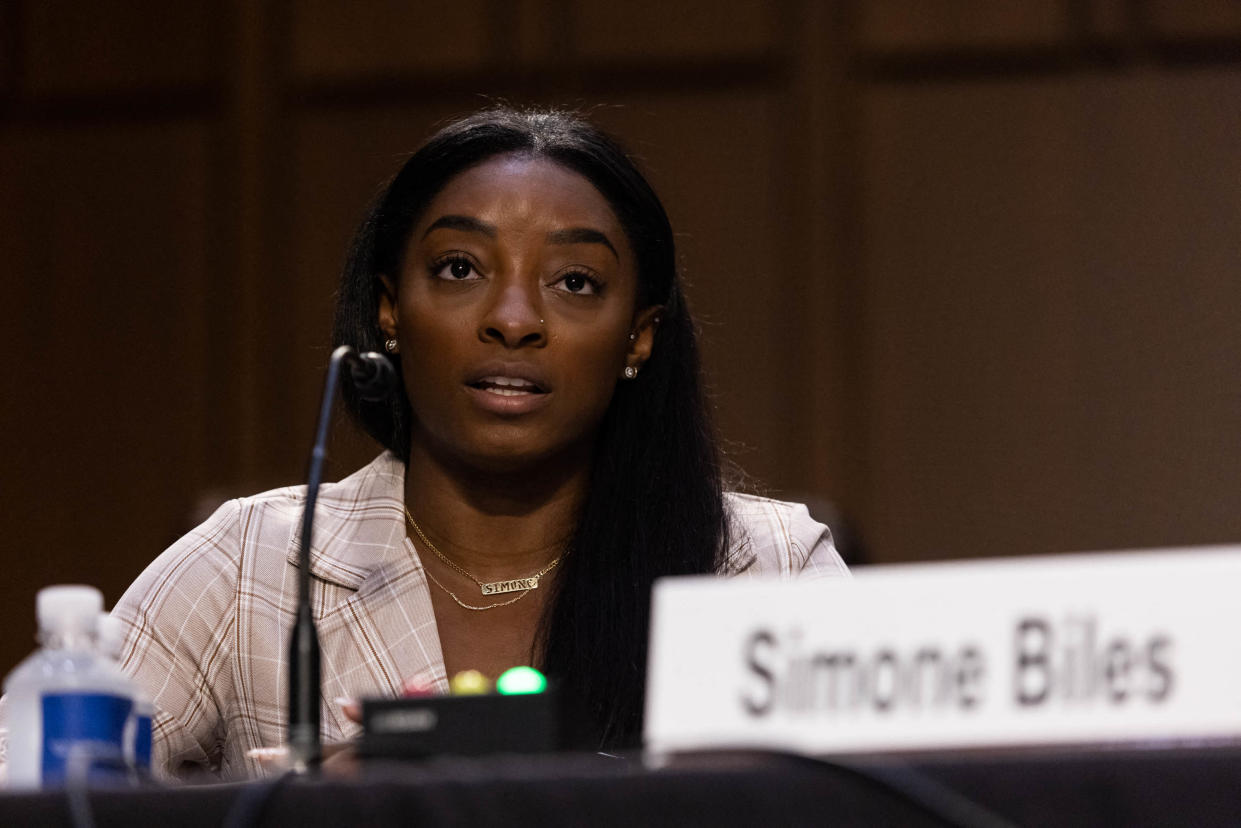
{"left": 284, "top": 454, "right": 449, "bottom": 741}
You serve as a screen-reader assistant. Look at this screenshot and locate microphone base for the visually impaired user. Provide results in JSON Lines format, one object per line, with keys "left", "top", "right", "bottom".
{"left": 360, "top": 692, "right": 560, "bottom": 760}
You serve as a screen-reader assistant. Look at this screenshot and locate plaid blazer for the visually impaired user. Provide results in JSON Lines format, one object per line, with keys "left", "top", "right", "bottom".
{"left": 18, "top": 453, "right": 847, "bottom": 780}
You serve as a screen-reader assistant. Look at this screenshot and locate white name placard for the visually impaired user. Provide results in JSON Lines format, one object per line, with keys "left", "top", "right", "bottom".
{"left": 644, "top": 547, "right": 1241, "bottom": 756}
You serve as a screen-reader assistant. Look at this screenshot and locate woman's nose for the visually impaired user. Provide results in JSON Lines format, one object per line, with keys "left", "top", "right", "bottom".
{"left": 478, "top": 281, "right": 547, "bottom": 348}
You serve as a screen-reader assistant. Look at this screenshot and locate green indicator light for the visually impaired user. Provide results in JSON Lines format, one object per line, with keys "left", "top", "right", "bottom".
{"left": 496, "top": 666, "right": 548, "bottom": 695}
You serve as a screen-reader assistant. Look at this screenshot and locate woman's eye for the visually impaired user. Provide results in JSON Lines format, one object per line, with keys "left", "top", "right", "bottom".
{"left": 431, "top": 256, "right": 479, "bottom": 281}
{"left": 553, "top": 271, "right": 600, "bottom": 295}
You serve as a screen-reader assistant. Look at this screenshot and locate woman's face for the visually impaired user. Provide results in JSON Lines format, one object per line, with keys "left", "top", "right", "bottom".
{"left": 379, "top": 155, "right": 659, "bottom": 473}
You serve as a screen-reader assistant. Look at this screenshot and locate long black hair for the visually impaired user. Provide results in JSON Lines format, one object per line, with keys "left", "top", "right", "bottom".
{"left": 333, "top": 107, "right": 729, "bottom": 747}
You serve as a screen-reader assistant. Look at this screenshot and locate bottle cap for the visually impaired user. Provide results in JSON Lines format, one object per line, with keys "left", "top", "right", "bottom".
{"left": 37, "top": 585, "right": 103, "bottom": 634}
{"left": 96, "top": 613, "right": 125, "bottom": 659}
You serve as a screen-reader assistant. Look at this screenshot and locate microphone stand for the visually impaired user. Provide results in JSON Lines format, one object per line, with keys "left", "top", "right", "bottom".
{"left": 288, "top": 345, "right": 391, "bottom": 772}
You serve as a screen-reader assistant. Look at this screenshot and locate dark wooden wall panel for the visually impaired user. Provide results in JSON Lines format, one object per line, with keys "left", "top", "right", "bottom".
{"left": 21, "top": 0, "right": 214, "bottom": 94}
{"left": 1147, "top": 1, "right": 1241, "bottom": 37}
{"left": 859, "top": 1, "right": 1071, "bottom": 50}
{"left": 511, "top": 0, "right": 560, "bottom": 64}
{"left": 574, "top": 0, "right": 776, "bottom": 58}
{"left": 0, "top": 123, "right": 212, "bottom": 668}
{"left": 862, "top": 70, "right": 1241, "bottom": 561}
{"left": 0, "top": 4, "right": 14, "bottom": 94}
{"left": 289, "top": 0, "right": 493, "bottom": 80}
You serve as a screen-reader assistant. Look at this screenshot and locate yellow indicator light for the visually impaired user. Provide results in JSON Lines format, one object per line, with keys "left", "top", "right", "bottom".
{"left": 449, "top": 669, "right": 491, "bottom": 695}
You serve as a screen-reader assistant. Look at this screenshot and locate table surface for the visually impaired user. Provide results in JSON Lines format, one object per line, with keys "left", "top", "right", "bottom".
{"left": 4, "top": 745, "right": 1240, "bottom": 827}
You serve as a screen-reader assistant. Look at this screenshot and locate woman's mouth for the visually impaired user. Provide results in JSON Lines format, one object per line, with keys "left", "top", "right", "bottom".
{"left": 468, "top": 376, "right": 547, "bottom": 397}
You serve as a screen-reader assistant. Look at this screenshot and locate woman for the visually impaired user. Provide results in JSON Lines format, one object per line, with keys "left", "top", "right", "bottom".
{"left": 110, "top": 107, "right": 847, "bottom": 779}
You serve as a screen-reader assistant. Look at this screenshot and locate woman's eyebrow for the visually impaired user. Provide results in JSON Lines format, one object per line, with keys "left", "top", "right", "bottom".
{"left": 546, "top": 227, "right": 618, "bottom": 260}
{"left": 423, "top": 215, "right": 497, "bottom": 238}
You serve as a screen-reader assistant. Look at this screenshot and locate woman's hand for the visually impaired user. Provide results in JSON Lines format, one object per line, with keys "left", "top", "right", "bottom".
{"left": 336, "top": 695, "right": 363, "bottom": 725}
{"left": 337, "top": 675, "right": 439, "bottom": 726}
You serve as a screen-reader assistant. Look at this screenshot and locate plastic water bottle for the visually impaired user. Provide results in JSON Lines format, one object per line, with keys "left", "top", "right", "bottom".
{"left": 3, "top": 586, "right": 135, "bottom": 788}
{"left": 96, "top": 614, "right": 153, "bottom": 774}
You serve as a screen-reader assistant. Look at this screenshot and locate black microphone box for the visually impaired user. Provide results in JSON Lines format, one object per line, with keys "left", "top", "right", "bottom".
{"left": 360, "top": 691, "right": 560, "bottom": 759}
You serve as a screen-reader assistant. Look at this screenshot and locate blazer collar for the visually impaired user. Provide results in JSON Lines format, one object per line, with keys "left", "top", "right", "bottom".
{"left": 284, "top": 452, "right": 410, "bottom": 590}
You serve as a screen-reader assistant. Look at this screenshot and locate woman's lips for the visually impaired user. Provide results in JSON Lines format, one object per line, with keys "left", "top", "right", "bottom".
{"left": 464, "top": 376, "right": 551, "bottom": 415}
{"left": 470, "top": 376, "right": 545, "bottom": 395}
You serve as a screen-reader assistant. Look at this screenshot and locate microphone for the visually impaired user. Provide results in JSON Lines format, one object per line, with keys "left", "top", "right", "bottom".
{"left": 288, "top": 345, "right": 394, "bottom": 772}
{"left": 344, "top": 350, "right": 396, "bottom": 402}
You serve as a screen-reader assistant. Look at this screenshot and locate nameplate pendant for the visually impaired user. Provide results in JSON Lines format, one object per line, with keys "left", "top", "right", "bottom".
{"left": 481, "top": 577, "right": 539, "bottom": 595}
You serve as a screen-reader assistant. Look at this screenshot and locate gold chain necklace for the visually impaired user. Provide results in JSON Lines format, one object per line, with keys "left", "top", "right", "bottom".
{"left": 403, "top": 506, "right": 563, "bottom": 601}
{"left": 421, "top": 567, "right": 532, "bottom": 612}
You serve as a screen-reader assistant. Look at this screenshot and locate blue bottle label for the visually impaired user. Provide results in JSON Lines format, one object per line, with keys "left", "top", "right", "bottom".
{"left": 41, "top": 692, "right": 133, "bottom": 785}
{"left": 134, "top": 715, "right": 153, "bottom": 770}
